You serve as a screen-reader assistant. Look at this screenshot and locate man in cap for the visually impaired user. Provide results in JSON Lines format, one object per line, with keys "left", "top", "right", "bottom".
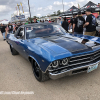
{"left": 73, "top": 11, "right": 85, "bottom": 34}
{"left": 69, "top": 14, "right": 76, "bottom": 30}
{"left": 83, "top": 9, "right": 97, "bottom": 36}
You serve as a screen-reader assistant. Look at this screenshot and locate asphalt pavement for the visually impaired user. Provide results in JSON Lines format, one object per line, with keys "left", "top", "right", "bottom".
{"left": 0, "top": 34, "right": 100, "bottom": 100}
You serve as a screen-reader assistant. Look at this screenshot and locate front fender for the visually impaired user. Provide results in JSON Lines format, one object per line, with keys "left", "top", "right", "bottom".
{"left": 27, "top": 44, "right": 56, "bottom": 72}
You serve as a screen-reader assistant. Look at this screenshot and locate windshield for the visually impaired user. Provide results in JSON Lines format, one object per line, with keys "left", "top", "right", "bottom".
{"left": 26, "top": 24, "right": 66, "bottom": 39}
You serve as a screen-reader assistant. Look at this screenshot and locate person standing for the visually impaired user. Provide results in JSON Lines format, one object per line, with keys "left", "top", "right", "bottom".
{"left": 0, "top": 23, "right": 3, "bottom": 36}
{"left": 32, "top": 18, "right": 38, "bottom": 23}
{"left": 73, "top": 11, "right": 85, "bottom": 34}
{"left": 83, "top": 9, "right": 97, "bottom": 36}
{"left": 49, "top": 20, "right": 51, "bottom": 23}
{"left": 5, "top": 24, "right": 9, "bottom": 37}
{"left": 0, "top": 24, "right": 7, "bottom": 41}
{"left": 15, "top": 24, "right": 19, "bottom": 32}
{"left": 62, "top": 17, "right": 68, "bottom": 32}
{"left": 69, "top": 15, "right": 76, "bottom": 30}
{"left": 8, "top": 23, "right": 13, "bottom": 33}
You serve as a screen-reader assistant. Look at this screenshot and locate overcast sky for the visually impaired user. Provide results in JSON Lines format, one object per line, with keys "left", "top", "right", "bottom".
{"left": 0, "top": 0, "right": 99, "bottom": 21}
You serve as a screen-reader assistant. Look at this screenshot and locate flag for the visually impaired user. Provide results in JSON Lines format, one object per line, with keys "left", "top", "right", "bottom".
{"left": 22, "top": 6, "right": 24, "bottom": 13}
{"left": 78, "top": 4, "right": 80, "bottom": 9}
{"left": 20, "top": 2, "right": 24, "bottom": 13}
{"left": 20, "top": 2, "right": 22, "bottom": 6}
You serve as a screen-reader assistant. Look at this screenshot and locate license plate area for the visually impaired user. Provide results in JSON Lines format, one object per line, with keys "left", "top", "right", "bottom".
{"left": 87, "top": 63, "right": 98, "bottom": 73}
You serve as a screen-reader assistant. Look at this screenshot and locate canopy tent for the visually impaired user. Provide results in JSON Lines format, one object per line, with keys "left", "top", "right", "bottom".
{"left": 59, "top": 12, "right": 65, "bottom": 17}
{"left": 95, "top": 5, "right": 100, "bottom": 12}
{"left": 0, "top": 20, "right": 9, "bottom": 24}
{"left": 62, "top": 6, "right": 79, "bottom": 16}
{"left": 80, "top": 1, "right": 99, "bottom": 13}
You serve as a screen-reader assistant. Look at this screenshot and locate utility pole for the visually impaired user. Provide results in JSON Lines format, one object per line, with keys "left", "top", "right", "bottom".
{"left": 28, "top": 0, "right": 31, "bottom": 19}
{"left": 62, "top": 0, "right": 64, "bottom": 12}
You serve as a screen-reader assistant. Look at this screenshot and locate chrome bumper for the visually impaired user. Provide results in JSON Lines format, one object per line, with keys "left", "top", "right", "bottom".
{"left": 49, "top": 60, "right": 100, "bottom": 80}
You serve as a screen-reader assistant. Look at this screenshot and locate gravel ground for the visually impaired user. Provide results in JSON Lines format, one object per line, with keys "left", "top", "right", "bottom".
{"left": 0, "top": 34, "right": 100, "bottom": 100}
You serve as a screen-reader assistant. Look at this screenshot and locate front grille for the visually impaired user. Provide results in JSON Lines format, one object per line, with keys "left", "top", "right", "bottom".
{"left": 48, "top": 49, "right": 100, "bottom": 72}
{"left": 69, "top": 50, "right": 100, "bottom": 66}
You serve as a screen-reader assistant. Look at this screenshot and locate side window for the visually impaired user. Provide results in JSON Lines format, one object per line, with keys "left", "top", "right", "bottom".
{"left": 26, "top": 25, "right": 48, "bottom": 39}
{"left": 17, "top": 28, "right": 24, "bottom": 39}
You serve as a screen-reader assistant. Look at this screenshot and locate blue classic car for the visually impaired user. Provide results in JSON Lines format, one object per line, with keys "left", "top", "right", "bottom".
{"left": 6, "top": 23, "right": 100, "bottom": 82}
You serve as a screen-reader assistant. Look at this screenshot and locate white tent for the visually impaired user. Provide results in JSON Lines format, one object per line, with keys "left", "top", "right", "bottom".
{"left": 0, "top": 20, "right": 9, "bottom": 24}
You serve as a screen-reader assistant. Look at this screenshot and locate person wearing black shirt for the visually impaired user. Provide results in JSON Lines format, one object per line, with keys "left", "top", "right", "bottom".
{"left": 15, "top": 23, "right": 21, "bottom": 32}
{"left": 69, "top": 15, "right": 76, "bottom": 30}
{"left": 8, "top": 23, "right": 13, "bottom": 33}
{"left": 84, "top": 9, "right": 97, "bottom": 36}
{"left": 62, "top": 17, "right": 68, "bottom": 32}
{"left": 0, "top": 24, "right": 6, "bottom": 40}
{"left": 73, "top": 11, "right": 85, "bottom": 34}
{"left": 0, "top": 23, "right": 3, "bottom": 35}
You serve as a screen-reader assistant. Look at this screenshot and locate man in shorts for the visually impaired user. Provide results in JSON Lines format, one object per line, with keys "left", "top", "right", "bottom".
{"left": 84, "top": 9, "right": 97, "bottom": 36}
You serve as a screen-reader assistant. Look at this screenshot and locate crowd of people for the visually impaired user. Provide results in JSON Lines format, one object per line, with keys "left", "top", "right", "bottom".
{"left": 0, "top": 18, "right": 57, "bottom": 41}
{"left": 61, "top": 9, "right": 100, "bottom": 36}
{"left": 0, "top": 9, "right": 100, "bottom": 41}
{"left": 0, "top": 22, "right": 23, "bottom": 41}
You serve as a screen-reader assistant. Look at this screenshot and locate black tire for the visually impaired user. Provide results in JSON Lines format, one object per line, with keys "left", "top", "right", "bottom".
{"left": 31, "top": 59, "right": 49, "bottom": 82}
{"left": 10, "top": 45, "right": 19, "bottom": 55}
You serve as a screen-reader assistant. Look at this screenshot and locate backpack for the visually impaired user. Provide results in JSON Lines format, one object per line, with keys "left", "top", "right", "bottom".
{"left": 77, "top": 17, "right": 84, "bottom": 28}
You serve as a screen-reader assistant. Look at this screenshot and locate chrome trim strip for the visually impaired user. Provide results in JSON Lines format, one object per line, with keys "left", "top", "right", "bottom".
{"left": 49, "top": 60, "right": 100, "bottom": 80}
{"left": 70, "top": 56, "right": 91, "bottom": 62}
{"left": 94, "top": 53, "right": 100, "bottom": 57}
{"left": 71, "top": 50, "right": 100, "bottom": 59}
{"left": 69, "top": 55, "right": 100, "bottom": 66}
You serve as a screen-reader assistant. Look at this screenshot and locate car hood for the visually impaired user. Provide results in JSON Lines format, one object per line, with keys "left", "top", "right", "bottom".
{"left": 30, "top": 35, "right": 100, "bottom": 55}
{"left": 40, "top": 35, "right": 93, "bottom": 54}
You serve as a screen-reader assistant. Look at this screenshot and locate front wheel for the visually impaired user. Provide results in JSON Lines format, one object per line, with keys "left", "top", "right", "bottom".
{"left": 31, "top": 59, "right": 49, "bottom": 82}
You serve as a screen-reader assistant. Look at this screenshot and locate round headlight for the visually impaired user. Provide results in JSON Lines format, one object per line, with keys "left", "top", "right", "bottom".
{"left": 62, "top": 58, "right": 68, "bottom": 66}
{"left": 51, "top": 61, "right": 59, "bottom": 68}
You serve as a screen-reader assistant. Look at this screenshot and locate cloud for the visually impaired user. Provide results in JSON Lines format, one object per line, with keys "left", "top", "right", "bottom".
{"left": 37, "top": 14, "right": 41, "bottom": 17}
{"left": 0, "top": 5, "right": 7, "bottom": 12}
{"left": 53, "top": 1, "right": 68, "bottom": 6}
{"left": 37, "top": 7, "right": 43, "bottom": 10}
{"left": 44, "top": 5, "right": 53, "bottom": 11}
{"left": 0, "top": 0, "right": 99, "bottom": 20}
{"left": 53, "top": 1, "right": 62, "bottom": 5}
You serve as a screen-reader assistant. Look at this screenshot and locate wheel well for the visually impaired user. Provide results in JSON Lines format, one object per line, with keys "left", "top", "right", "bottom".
{"left": 29, "top": 57, "right": 37, "bottom": 64}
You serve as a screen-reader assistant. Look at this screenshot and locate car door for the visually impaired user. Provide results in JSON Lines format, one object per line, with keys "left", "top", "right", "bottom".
{"left": 14, "top": 27, "right": 28, "bottom": 59}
